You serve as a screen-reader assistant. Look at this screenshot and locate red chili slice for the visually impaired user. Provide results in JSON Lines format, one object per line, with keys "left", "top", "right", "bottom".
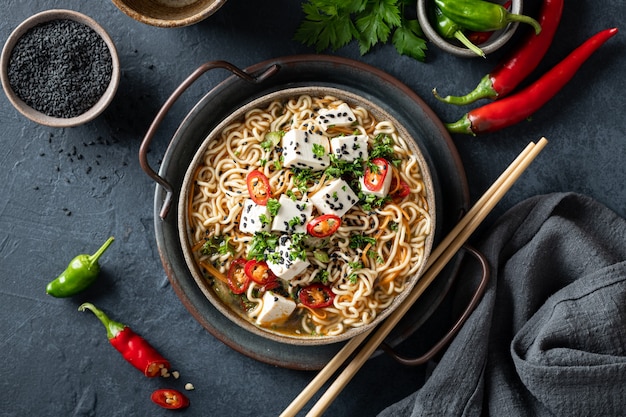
{"left": 363, "top": 158, "right": 390, "bottom": 192}
{"left": 151, "top": 389, "right": 189, "bottom": 410}
{"left": 244, "top": 260, "right": 277, "bottom": 286}
{"left": 246, "top": 170, "right": 271, "bottom": 205}
{"left": 390, "top": 178, "right": 411, "bottom": 201}
{"left": 227, "top": 258, "right": 249, "bottom": 294}
{"left": 307, "top": 214, "right": 341, "bottom": 238}
{"left": 299, "top": 283, "right": 335, "bottom": 308}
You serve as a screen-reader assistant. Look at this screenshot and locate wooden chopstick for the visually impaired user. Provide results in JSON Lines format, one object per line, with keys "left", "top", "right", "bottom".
{"left": 281, "top": 137, "right": 548, "bottom": 417}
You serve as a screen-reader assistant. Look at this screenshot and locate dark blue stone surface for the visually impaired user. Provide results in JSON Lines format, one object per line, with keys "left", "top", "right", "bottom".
{"left": 1, "top": 1, "right": 624, "bottom": 415}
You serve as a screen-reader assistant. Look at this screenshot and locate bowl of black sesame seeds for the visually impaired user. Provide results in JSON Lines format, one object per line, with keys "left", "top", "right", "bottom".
{"left": 1, "top": 9, "right": 120, "bottom": 127}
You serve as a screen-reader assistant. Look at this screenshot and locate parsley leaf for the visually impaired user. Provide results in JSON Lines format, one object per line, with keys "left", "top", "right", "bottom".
{"left": 392, "top": 17, "right": 427, "bottom": 61}
{"left": 295, "top": 0, "right": 427, "bottom": 61}
{"left": 267, "top": 198, "right": 281, "bottom": 216}
{"left": 248, "top": 232, "right": 278, "bottom": 261}
{"left": 355, "top": 0, "right": 401, "bottom": 54}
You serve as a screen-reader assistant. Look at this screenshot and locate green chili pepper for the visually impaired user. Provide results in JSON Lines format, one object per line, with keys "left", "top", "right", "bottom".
{"left": 46, "top": 236, "right": 114, "bottom": 297}
{"left": 434, "top": 6, "right": 485, "bottom": 57}
{"left": 434, "top": 0, "right": 542, "bottom": 34}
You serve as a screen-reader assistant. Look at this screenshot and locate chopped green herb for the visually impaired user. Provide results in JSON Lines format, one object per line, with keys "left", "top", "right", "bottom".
{"left": 293, "top": 168, "right": 323, "bottom": 193}
{"left": 325, "top": 154, "right": 364, "bottom": 179}
{"left": 267, "top": 198, "right": 281, "bottom": 216}
{"left": 359, "top": 192, "right": 390, "bottom": 211}
{"left": 289, "top": 232, "right": 308, "bottom": 261}
{"left": 312, "top": 143, "right": 326, "bottom": 158}
{"left": 261, "top": 130, "right": 284, "bottom": 151}
{"left": 248, "top": 231, "right": 278, "bottom": 260}
{"left": 370, "top": 133, "right": 401, "bottom": 166}
{"left": 317, "top": 269, "right": 330, "bottom": 284}
{"left": 259, "top": 213, "right": 271, "bottom": 226}
{"left": 349, "top": 234, "right": 377, "bottom": 249}
{"left": 388, "top": 221, "right": 399, "bottom": 231}
{"left": 286, "top": 189, "right": 298, "bottom": 200}
{"left": 200, "top": 235, "right": 235, "bottom": 257}
{"left": 288, "top": 216, "right": 301, "bottom": 229}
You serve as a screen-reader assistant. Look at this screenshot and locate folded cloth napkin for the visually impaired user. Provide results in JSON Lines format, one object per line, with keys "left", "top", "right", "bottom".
{"left": 378, "top": 192, "right": 626, "bottom": 417}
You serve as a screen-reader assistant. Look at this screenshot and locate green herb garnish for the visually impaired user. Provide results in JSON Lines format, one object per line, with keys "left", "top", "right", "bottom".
{"left": 261, "top": 131, "right": 284, "bottom": 151}
{"left": 248, "top": 231, "right": 279, "bottom": 260}
{"left": 201, "top": 235, "right": 235, "bottom": 257}
{"left": 294, "top": 0, "right": 427, "bottom": 62}
{"left": 267, "top": 198, "right": 281, "bottom": 216}
{"left": 349, "top": 234, "right": 377, "bottom": 249}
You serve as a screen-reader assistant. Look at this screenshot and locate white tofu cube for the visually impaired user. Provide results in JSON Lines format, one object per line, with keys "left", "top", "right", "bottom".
{"left": 316, "top": 103, "right": 357, "bottom": 132}
{"left": 255, "top": 291, "right": 296, "bottom": 326}
{"left": 271, "top": 195, "right": 312, "bottom": 234}
{"left": 330, "top": 134, "right": 369, "bottom": 161}
{"left": 309, "top": 178, "right": 359, "bottom": 218}
{"left": 359, "top": 165, "right": 394, "bottom": 198}
{"left": 282, "top": 129, "right": 330, "bottom": 171}
{"left": 267, "top": 235, "right": 310, "bottom": 281}
{"left": 239, "top": 198, "right": 270, "bottom": 235}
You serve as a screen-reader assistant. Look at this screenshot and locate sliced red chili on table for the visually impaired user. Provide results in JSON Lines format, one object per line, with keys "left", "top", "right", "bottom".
{"left": 307, "top": 214, "right": 341, "bottom": 238}
{"left": 299, "top": 283, "right": 335, "bottom": 308}
{"left": 227, "top": 258, "right": 249, "bottom": 294}
{"left": 151, "top": 389, "right": 190, "bottom": 410}
{"left": 246, "top": 170, "right": 271, "bottom": 205}
{"left": 363, "top": 158, "right": 390, "bottom": 192}
{"left": 244, "top": 260, "right": 277, "bottom": 286}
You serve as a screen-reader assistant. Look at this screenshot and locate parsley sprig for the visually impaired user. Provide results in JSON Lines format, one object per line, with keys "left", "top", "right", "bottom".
{"left": 295, "top": 0, "right": 427, "bottom": 62}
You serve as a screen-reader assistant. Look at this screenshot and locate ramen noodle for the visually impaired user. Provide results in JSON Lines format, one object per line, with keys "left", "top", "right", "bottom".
{"left": 187, "top": 94, "right": 431, "bottom": 338}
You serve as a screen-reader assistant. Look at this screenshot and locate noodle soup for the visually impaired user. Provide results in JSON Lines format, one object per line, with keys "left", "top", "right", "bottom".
{"left": 182, "top": 89, "right": 434, "bottom": 341}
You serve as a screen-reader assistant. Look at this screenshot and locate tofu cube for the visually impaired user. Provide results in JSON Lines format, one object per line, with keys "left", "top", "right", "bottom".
{"left": 267, "top": 235, "right": 310, "bottom": 281}
{"left": 330, "top": 134, "right": 369, "bottom": 161}
{"left": 271, "top": 195, "right": 312, "bottom": 234}
{"left": 316, "top": 103, "right": 357, "bottom": 132}
{"left": 282, "top": 129, "right": 330, "bottom": 171}
{"left": 255, "top": 291, "right": 296, "bottom": 326}
{"left": 359, "top": 166, "right": 394, "bottom": 198}
{"left": 239, "top": 198, "right": 270, "bottom": 235}
{"left": 309, "top": 178, "right": 359, "bottom": 218}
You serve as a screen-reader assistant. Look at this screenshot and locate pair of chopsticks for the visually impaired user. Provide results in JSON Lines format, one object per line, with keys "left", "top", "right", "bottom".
{"left": 281, "top": 137, "right": 549, "bottom": 417}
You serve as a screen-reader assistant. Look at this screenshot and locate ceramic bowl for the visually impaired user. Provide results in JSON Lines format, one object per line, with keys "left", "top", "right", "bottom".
{"left": 0, "top": 9, "right": 120, "bottom": 128}
{"left": 176, "top": 85, "right": 437, "bottom": 346}
{"left": 417, "top": 0, "right": 522, "bottom": 58}
{"left": 111, "top": 0, "right": 227, "bottom": 28}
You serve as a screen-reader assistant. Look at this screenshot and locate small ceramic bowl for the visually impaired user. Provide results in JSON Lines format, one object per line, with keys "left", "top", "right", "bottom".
{"left": 1, "top": 9, "right": 120, "bottom": 128}
{"left": 417, "top": 0, "right": 522, "bottom": 58}
{"left": 111, "top": 0, "right": 227, "bottom": 28}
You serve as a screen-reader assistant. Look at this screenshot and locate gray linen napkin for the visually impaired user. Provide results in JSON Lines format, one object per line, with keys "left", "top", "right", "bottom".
{"left": 378, "top": 192, "right": 626, "bottom": 417}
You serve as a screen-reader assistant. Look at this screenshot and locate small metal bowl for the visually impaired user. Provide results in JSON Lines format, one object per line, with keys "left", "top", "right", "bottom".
{"left": 417, "top": 0, "right": 522, "bottom": 58}
{"left": 111, "top": 0, "right": 227, "bottom": 28}
{"left": 0, "top": 9, "right": 120, "bottom": 128}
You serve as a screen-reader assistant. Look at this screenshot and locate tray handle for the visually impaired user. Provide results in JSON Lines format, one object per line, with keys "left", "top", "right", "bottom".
{"left": 381, "top": 244, "right": 490, "bottom": 366}
{"left": 138, "top": 60, "right": 280, "bottom": 219}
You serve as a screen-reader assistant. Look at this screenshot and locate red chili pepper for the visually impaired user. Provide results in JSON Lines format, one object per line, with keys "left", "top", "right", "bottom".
{"left": 78, "top": 303, "right": 170, "bottom": 377}
{"left": 390, "top": 178, "right": 411, "bottom": 201}
{"left": 299, "top": 283, "right": 335, "bottom": 308}
{"left": 445, "top": 28, "right": 618, "bottom": 135}
{"left": 244, "top": 259, "right": 277, "bottom": 286}
{"left": 435, "top": 0, "right": 563, "bottom": 105}
{"left": 306, "top": 214, "right": 341, "bottom": 238}
{"left": 246, "top": 170, "right": 271, "bottom": 205}
{"left": 363, "top": 158, "right": 390, "bottom": 192}
{"left": 151, "top": 389, "right": 190, "bottom": 410}
{"left": 227, "top": 258, "right": 249, "bottom": 294}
